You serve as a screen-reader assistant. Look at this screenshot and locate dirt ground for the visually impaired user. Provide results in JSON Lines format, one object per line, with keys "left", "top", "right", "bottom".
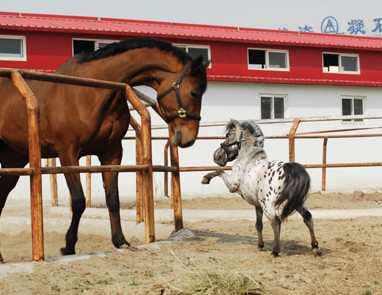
{"left": 1, "top": 191, "right": 382, "bottom": 295}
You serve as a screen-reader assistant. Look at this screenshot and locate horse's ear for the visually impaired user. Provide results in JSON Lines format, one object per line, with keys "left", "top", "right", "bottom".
{"left": 202, "top": 60, "right": 210, "bottom": 68}
{"left": 193, "top": 56, "right": 210, "bottom": 68}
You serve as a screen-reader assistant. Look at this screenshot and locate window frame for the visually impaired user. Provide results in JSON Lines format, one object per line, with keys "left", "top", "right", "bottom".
{"left": 260, "top": 94, "right": 288, "bottom": 120}
{"left": 174, "top": 43, "right": 211, "bottom": 68}
{"left": 248, "top": 48, "right": 289, "bottom": 71}
{"left": 72, "top": 38, "right": 118, "bottom": 56}
{"left": 323, "top": 52, "right": 360, "bottom": 74}
{"left": 0, "top": 35, "right": 27, "bottom": 61}
{"left": 341, "top": 95, "right": 365, "bottom": 122}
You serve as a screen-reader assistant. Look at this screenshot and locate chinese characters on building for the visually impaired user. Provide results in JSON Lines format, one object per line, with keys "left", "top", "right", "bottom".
{"left": 281, "top": 16, "right": 382, "bottom": 36}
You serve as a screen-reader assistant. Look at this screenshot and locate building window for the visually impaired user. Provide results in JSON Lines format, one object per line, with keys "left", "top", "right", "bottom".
{"left": 260, "top": 95, "right": 286, "bottom": 119}
{"left": 72, "top": 39, "right": 117, "bottom": 55}
{"left": 248, "top": 49, "right": 289, "bottom": 70}
{"left": 323, "top": 53, "right": 359, "bottom": 74}
{"left": 0, "top": 36, "right": 26, "bottom": 61}
{"left": 342, "top": 96, "right": 364, "bottom": 122}
{"left": 175, "top": 44, "right": 210, "bottom": 66}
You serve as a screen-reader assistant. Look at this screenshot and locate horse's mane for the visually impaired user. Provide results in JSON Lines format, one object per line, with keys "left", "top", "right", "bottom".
{"left": 77, "top": 38, "right": 191, "bottom": 64}
{"left": 77, "top": 38, "right": 208, "bottom": 93}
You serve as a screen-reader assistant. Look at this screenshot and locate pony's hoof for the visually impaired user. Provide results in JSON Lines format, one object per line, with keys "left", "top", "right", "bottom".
{"left": 201, "top": 176, "right": 210, "bottom": 184}
{"left": 271, "top": 251, "right": 280, "bottom": 257}
{"left": 312, "top": 247, "right": 322, "bottom": 257}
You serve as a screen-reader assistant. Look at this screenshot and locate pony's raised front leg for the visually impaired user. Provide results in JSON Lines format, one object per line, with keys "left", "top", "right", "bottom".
{"left": 297, "top": 206, "right": 321, "bottom": 256}
{"left": 254, "top": 205, "right": 264, "bottom": 250}
{"left": 202, "top": 171, "right": 240, "bottom": 193}
{"left": 201, "top": 171, "right": 222, "bottom": 184}
{"left": 99, "top": 146, "right": 130, "bottom": 249}
{"left": 59, "top": 153, "right": 86, "bottom": 255}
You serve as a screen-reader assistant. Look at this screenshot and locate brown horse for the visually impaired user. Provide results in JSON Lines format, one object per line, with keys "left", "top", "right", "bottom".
{"left": 0, "top": 38, "right": 208, "bottom": 262}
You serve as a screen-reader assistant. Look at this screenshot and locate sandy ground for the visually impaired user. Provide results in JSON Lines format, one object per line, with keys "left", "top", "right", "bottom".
{"left": 1, "top": 191, "right": 382, "bottom": 295}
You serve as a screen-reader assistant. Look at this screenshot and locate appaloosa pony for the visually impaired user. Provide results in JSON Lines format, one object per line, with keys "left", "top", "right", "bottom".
{"left": 202, "top": 119, "right": 320, "bottom": 257}
{"left": 0, "top": 38, "right": 208, "bottom": 262}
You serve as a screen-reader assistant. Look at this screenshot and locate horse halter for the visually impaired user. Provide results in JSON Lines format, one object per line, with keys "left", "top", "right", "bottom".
{"left": 156, "top": 60, "right": 201, "bottom": 123}
{"left": 220, "top": 131, "right": 245, "bottom": 154}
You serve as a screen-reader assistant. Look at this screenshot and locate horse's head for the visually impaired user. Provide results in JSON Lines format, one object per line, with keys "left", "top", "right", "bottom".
{"left": 213, "top": 119, "right": 265, "bottom": 166}
{"left": 156, "top": 57, "right": 208, "bottom": 148}
{"left": 213, "top": 120, "right": 242, "bottom": 166}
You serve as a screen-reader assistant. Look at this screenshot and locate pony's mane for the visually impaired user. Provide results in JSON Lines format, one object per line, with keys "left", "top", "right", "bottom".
{"left": 241, "top": 120, "right": 260, "bottom": 136}
{"left": 77, "top": 38, "right": 191, "bottom": 64}
{"left": 225, "top": 119, "right": 267, "bottom": 162}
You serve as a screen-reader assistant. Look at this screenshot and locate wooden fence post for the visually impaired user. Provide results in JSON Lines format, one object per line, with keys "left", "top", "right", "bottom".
{"left": 11, "top": 71, "right": 44, "bottom": 261}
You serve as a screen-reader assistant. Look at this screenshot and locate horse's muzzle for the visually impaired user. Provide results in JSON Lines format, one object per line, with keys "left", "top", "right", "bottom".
{"left": 213, "top": 148, "right": 228, "bottom": 166}
{"left": 171, "top": 128, "right": 196, "bottom": 148}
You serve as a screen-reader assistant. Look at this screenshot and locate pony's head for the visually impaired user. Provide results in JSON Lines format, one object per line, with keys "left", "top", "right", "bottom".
{"left": 156, "top": 56, "right": 209, "bottom": 148}
{"left": 213, "top": 119, "right": 265, "bottom": 166}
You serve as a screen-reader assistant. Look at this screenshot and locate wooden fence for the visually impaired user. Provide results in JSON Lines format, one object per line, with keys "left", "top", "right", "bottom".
{"left": 0, "top": 68, "right": 183, "bottom": 261}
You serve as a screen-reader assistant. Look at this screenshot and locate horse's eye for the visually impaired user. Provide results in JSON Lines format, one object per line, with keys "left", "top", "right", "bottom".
{"left": 191, "top": 90, "right": 199, "bottom": 98}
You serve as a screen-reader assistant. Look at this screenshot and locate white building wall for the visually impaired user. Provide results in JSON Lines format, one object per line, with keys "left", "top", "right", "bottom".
{"left": 6, "top": 81, "right": 382, "bottom": 203}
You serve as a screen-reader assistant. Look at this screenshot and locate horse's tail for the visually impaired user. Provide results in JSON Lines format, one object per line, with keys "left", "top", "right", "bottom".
{"left": 275, "top": 162, "right": 310, "bottom": 221}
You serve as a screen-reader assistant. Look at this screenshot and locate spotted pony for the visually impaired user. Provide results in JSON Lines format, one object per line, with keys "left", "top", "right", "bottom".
{"left": 202, "top": 119, "right": 320, "bottom": 257}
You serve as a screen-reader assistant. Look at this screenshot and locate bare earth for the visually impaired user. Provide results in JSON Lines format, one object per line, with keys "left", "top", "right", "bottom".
{"left": 1, "top": 191, "right": 382, "bottom": 295}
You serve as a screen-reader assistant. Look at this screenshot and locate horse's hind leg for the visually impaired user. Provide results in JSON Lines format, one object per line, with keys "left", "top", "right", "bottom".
{"left": 99, "top": 145, "right": 130, "bottom": 249}
{"left": 254, "top": 205, "right": 264, "bottom": 250}
{"left": 269, "top": 215, "right": 281, "bottom": 257}
{"left": 297, "top": 205, "right": 321, "bottom": 256}
{"left": 0, "top": 145, "right": 29, "bottom": 262}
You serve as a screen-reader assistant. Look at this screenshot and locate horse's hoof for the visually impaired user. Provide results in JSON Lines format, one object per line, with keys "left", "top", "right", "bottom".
{"left": 0, "top": 252, "right": 3, "bottom": 263}
{"left": 271, "top": 251, "right": 280, "bottom": 257}
{"left": 60, "top": 247, "right": 75, "bottom": 256}
{"left": 201, "top": 177, "right": 210, "bottom": 184}
{"left": 121, "top": 245, "right": 139, "bottom": 252}
{"left": 312, "top": 247, "right": 322, "bottom": 257}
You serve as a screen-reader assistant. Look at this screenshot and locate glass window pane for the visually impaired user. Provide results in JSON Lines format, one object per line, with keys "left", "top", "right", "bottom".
{"left": 354, "top": 98, "right": 363, "bottom": 121}
{"left": 73, "top": 40, "right": 95, "bottom": 55}
{"left": 274, "top": 97, "right": 285, "bottom": 118}
{"left": 269, "top": 52, "right": 287, "bottom": 69}
{"left": 342, "top": 98, "right": 352, "bottom": 121}
{"left": 188, "top": 47, "right": 209, "bottom": 63}
{"left": 323, "top": 53, "right": 339, "bottom": 72}
{"left": 97, "top": 42, "right": 113, "bottom": 49}
{"left": 354, "top": 99, "right": 363, "bottom": 115}
{"left": 249, "top": 50, "right": 265, "bottom": 69}
{"left": 341, "top": 56, "right": 358, "bottom": 72}
{"left": 261, "top": 97, "right": 272, "bottom": 119}
{"left": 0, "top": 38, "right": 22, "bottom": 57}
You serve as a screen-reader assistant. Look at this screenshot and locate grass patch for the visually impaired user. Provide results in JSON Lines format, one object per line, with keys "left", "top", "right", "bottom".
{"left": 169, "top": 252, "right": 263, "bottom": 295}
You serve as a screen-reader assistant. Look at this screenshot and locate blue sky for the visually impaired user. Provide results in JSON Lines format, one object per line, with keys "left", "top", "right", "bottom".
{"left": 1, "top": 0, "right": 382, "bottom": 35}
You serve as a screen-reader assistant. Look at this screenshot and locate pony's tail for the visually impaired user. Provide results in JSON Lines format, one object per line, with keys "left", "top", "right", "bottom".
{"left": 275, "top": 162, "right": 310, "bottom": 221}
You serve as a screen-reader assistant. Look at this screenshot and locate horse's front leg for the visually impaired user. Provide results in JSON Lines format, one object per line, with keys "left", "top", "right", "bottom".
{"left": 202, "top": 171, "right": 240, "bottom": 193}
{"left": 99, "top": 146, "right": 130, "bottom": 249}
{"left": 59, "top": 152, "right": 86, "bottom": 255}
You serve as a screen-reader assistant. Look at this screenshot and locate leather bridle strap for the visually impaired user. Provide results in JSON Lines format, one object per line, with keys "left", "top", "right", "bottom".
{"left": 220, "top": 131, "right": 245, "bottom": 153}
{"left": 156, "top": 60, "right": 201, "bottom": 122}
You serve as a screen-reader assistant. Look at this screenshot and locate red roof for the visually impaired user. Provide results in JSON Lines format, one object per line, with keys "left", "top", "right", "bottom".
{"left": 1, "top": 11, "right": 382, "bottom": 51}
